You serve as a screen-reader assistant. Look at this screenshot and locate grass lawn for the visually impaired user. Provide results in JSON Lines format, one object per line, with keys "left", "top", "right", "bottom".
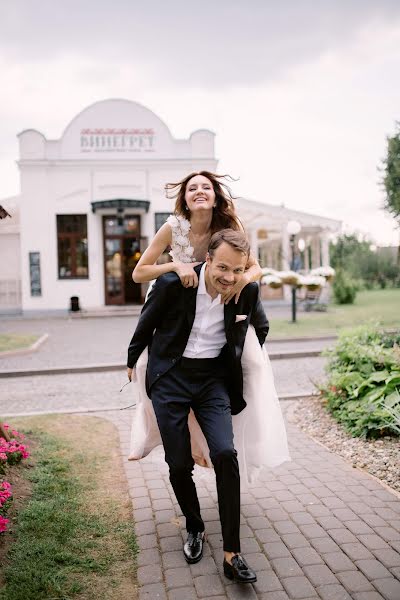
{"left": 0, "top": 415, "right": 138, "bottom": 600}
{"left": 269, "top": 288, "right": 400, "bottom": 339}
{"left": 0, "top": 334, "right": 39, "bottom": 353}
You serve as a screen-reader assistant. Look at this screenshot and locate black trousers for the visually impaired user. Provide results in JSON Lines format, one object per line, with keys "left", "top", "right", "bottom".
{"left": 150, "top": 356, "right": 241, "bottom": 552}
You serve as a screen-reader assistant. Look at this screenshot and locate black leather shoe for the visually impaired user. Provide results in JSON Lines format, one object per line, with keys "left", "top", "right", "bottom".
{"left": 223, "top": 555, "right": 257, "bottom": 583}
{"left": 183, "top": 532, "right": 205, "bottom": 564}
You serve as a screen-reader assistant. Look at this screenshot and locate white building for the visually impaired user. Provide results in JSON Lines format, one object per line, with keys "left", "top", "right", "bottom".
{"left": 0, "top": 99, "right": 341, "bottom": 314}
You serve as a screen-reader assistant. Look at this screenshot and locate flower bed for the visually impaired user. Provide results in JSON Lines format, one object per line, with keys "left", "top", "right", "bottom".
{"left": 0, "top": 423, "right": 30, "bottom": 534}
{"left": 320, "top": 326, "right": 400, "bottom": 438}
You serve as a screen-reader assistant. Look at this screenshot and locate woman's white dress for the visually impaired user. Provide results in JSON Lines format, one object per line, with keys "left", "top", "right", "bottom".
{"left": 129, "top": 215, "right": 290, "bottom": 486}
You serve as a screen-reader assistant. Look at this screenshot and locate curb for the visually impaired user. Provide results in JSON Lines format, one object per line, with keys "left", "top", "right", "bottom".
{"left": 0, "top": 362, "right": 124, "bottom": 378}
{"left": 0, "top": 392, "right": 315, "bottom": 418}
{"left": 268, "top": 349, "right": 322, "bottom": 360}
{"left": 0, "top": 350, "right": 324, "bottom": 379}
{"left": 0, "top": 333, "right": 49, "bottom": 358}
{"left": 268, "top": 334, "right": 336, "bottom": 344}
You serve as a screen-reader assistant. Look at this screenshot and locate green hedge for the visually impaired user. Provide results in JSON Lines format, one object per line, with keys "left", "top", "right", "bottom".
{"left": 332, "top": 269, "right": 358, "bottom": 304}
{"left": 320, "top": 326, "right": 400, "bottom": 437}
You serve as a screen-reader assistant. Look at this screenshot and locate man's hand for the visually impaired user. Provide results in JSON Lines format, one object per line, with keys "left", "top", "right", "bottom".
{"left": 127, "top": 367, "right": 137, "bottom": 382}
{"left": 221, "top": 273, "right": 251, "bottom": 304}
{"left": 174, "top": 262, "right": 201, "bottom": 288}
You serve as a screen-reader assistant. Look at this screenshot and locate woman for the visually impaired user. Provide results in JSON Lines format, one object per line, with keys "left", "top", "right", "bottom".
{"left": 129, "top": 171, "right": 290, "bottom": 485}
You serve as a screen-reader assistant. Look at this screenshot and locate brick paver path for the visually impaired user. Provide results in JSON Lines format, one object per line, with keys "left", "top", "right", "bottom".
{"left": 95, "top": 408, "right": 400, "bottom": 600}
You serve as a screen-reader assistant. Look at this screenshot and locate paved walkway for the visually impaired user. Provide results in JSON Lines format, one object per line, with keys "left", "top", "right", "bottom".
{"left": 90, "top": 407, "right": 400, "bottom": 600}
{"left": 0, "top": 314, "right": 332, "bottom": 372}
{"left": 2, "top": 315, "right": 399, "bottom": 598}
{"left": 0, "top": 356, "right": 326, "bottom": 416}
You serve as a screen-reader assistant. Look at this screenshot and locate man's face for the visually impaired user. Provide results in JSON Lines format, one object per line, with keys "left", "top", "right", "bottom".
{"left": 205, "top": 242, "right": 247, "bottom": 297}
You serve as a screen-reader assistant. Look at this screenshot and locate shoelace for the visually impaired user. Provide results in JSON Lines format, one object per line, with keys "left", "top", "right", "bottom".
{"left": 231, "top": 555, "right": 247, "bottom": 569}
{"left": 188, "top": 533, "right": 202, "bottom": 548}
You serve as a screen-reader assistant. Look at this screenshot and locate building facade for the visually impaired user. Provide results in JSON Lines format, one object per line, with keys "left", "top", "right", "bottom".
{"left": 0, "top": 99, "right": 341, "bottom": 313}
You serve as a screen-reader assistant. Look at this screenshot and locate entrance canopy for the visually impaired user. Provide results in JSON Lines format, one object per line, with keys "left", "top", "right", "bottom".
{"left": 91, "top": 198, "right": 150, "bottom": 214}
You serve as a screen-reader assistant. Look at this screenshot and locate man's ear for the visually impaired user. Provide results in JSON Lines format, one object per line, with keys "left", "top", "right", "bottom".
{"left": 206, "top": 252, "right": 211, "bottom": 266}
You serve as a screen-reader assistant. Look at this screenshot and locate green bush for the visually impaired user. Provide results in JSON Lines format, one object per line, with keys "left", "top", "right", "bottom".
{"left": 320, "top": 325, "right": 400, "bottom": 437}
{"left": 332, "top": 269, "right": 357, "bottom": 304}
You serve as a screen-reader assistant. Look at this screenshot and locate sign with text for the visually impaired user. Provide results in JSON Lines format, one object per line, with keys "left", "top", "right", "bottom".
{"left": 29, "top": 252, "right": 42, "bottom": 297}
{"left": 80, "top": 128, "right": 155, "bottom": 153}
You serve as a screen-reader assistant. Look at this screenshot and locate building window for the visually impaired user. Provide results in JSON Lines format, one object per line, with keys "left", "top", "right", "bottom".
{"left": 57, "top": 215, "right": 88, "bottom": 278}
{"left": 155, "top": 212, "right": 172, "bottom": 233}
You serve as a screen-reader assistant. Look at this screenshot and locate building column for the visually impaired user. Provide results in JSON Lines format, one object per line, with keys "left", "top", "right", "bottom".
{"left": 281, "top": 224, "right": 290, "bottom": 270}
{"left": 321, "top": 232, "right": 330, "bottom": 266}
{"left": 248, "top": 227, "right": 259, "bottom": 261}
{"left": 311, "top": 236, "right": 320, "bottom": 269}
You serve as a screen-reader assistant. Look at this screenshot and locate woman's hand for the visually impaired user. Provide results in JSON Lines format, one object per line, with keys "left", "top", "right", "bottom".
{"left": 174, "top": 262, "right": 201, "bottom": 288}
{"left": 127, "top": 367, "right": 136, "bottom": 382}
{"left": 221, "top": 273, "right": 251, "bottom": 304}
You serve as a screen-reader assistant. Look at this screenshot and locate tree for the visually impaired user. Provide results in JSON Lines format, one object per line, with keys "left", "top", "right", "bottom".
{"left": 329, "top": 234, "right": 399, "bottom": 288}
{"left": 382, "top": 123, "right": 400, "bottom": 220}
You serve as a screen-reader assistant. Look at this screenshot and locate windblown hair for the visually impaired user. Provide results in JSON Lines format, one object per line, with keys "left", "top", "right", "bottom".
{"left": 208, "top": 229, "right": 250, "bottom": 259}
{"left": 165, "top": 171, "right": 242, "bottom": 233}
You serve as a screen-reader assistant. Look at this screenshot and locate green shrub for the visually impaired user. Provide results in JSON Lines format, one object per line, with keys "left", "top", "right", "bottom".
{"left": 320, "top": 325, "right": 400, "bottom": 437}
{"left": 332, "top": 269, "right": 357, "bottom": 304}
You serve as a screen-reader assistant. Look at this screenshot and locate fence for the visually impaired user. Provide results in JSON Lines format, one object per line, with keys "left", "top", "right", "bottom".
{"left": 0, "top": 279, "right": 22, "bottom": 308}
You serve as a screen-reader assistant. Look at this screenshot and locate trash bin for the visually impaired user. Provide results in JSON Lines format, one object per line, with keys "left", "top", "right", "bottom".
{"left": 70, "top": 296, "right": 80, "bottom": 312}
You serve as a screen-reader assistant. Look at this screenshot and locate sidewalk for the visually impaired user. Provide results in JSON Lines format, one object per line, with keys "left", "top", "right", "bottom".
{"left": 0, "top": 313, "right": 332, "bottom": 374}
{"left": 97, "top": 407, "right": 400, "bottom": 600}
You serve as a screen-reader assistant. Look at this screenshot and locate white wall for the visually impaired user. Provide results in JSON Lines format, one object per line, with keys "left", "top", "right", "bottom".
{"left": 16, "top": 99, "right": 217, "bottom": 311}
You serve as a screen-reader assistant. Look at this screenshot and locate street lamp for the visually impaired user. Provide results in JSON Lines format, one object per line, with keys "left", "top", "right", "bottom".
{"left": 287, "top": 220, "right": 301, "bottom": 323}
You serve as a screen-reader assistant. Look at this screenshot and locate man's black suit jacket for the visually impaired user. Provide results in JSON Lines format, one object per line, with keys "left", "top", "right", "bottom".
{"left": 127, "top": 263, "right": 269, "bottom": 415}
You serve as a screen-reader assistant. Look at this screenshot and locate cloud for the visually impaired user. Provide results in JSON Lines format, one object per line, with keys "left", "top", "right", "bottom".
{"left": 2, "top": 0, "right": 400, "bottom": 87}
{"left": 0, "top": 1, "right": 400, "bottom": 245}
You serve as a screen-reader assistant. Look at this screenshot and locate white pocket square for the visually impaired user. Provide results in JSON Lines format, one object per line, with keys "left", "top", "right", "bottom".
{"left": 235, "top": 314, "right": 248, "bottom": 323}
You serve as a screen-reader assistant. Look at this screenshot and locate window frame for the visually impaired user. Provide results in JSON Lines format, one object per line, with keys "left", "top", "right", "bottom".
{"left": 154, "top": 212, "right": 172, "bottom": 233}
{"left": 56, "top": 214, "right": 89, "bottom": 280}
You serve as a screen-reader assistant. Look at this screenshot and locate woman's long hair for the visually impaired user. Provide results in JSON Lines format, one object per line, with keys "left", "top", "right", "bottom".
{"left": 165, "top": 171, "right": 242, "bottom": 233}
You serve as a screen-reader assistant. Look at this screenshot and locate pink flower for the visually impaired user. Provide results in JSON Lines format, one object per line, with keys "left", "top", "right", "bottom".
{"left": 0, "top": 515, "right": 10, "bottom": 533}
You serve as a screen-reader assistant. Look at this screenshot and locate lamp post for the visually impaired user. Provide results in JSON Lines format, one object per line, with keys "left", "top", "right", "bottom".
{"left": 287, "top": 220, "right": 301, "bottom": 323}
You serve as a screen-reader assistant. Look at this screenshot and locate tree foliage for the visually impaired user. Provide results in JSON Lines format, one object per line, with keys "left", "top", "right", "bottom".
{"left": 330, "top": 234, "right": 399, "bottom": 288}
{"left": 382, "top": 123, "right": 400, "bottom": 220}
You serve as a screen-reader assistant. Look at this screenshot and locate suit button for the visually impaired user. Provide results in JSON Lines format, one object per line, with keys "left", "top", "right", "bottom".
{"left": 172, "top": 358, "right": 176, "bottom": 363}
{"left": 156, "top": 373, "right": 160, "bottom": 377}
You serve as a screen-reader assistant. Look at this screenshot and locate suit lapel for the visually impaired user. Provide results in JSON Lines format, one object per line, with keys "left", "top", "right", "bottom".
{"left": 185, "top": 263, "right": 203, "bottom": 328}
{"left": 224, "top": 300, "right": 236, "bottom": 343}
{"left": 185, "top": 287, "right": 198, "bottom": 328}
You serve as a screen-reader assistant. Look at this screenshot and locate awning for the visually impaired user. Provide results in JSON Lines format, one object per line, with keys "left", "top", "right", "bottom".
{"left": 91, "top": 199, "right": 150, "bottom": 213}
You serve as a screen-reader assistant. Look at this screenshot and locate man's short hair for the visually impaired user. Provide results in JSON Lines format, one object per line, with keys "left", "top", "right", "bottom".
{"left": 208, "top": 229, "right": 250, "bottom": 258}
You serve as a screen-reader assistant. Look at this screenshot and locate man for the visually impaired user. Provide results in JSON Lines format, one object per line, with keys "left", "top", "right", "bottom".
{"left": 127, "top": 229, "right": 269, "bottom": 583}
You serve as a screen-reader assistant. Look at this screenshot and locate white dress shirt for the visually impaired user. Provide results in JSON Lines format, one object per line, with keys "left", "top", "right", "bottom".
{"left": 183, "top": 264, "right": 226, "bottom": 358}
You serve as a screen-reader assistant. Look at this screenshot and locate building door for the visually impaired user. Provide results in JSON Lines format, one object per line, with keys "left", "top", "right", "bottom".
{"left": 103, "top": 215, "right": 142, "bottom": 305}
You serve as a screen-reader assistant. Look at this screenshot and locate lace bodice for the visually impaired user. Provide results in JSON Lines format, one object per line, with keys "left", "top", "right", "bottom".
{"left": 166, "top": 215, "right": 198, "bottom": 264}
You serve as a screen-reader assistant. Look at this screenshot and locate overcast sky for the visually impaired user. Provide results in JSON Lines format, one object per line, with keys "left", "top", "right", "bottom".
{"left": 1, "top": 0, "right": 400, "bottom": 245}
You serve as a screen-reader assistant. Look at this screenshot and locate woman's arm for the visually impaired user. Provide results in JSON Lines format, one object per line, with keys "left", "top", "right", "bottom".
{"left": 132, "top": 222, "right": 200, "bottom": 287}
{"left": 245, "top": 253, "right": 263, "bottom": 283}
{"left": 132, "top": 223, "right": 175, "bottom": 283}
{"left": 221, "top": 218, "right": 263, "bottom": 303}
{"left": 221, "top": 252, "right": 262, "bottom": 304}
{"left": 237, "top": 219, "right": 262, "bottom": 282}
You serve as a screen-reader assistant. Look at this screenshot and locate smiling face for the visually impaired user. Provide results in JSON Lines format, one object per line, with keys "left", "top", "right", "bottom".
{"left": 205, "top": 242, "right": 247, "bottom": 298}
{"left": 185, "top": 174, "right": 216, "bottom": 213}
